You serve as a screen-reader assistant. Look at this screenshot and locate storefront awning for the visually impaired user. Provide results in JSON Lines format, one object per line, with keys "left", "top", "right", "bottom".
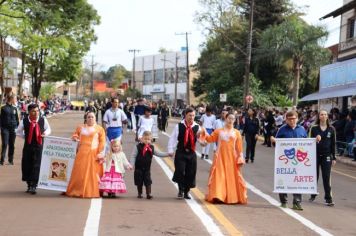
{"left": 300, "top": 85, "right": 356, "bottom": 101}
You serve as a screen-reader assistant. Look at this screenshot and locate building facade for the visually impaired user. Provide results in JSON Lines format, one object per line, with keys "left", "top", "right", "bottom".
{"left": 300, "top": 0, "right": 356, "bottom": 111}
{"left": 0, "top": 42, "right": 29, "bottom": 96}
{"left": 133, "top": 51, "right": 198, "bottom": 106}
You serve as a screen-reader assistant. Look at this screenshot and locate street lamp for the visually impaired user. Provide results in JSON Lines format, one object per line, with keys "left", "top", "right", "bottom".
{"left": 161, "top": 54, "right": 179, "bottom": 108}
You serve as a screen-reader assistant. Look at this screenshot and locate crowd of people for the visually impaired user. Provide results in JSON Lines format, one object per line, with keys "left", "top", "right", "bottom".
{"left": 1, "top": 92, "right": 355, "bottom": 211}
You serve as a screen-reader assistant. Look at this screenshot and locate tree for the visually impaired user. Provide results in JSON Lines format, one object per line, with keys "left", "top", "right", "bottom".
{"left": 39, "top": 82, "right": 56, "bottom": 100}
{"left": 0, "top": 1, "right": 21, "bottom": 102}
{"left": 13, "top": 0, "right": 100, "bottom": 98}
{"left": 103, "top": 64, "right": 130, "bottom": 88}
{"left": 259, "top": 16, "right": 330, "bottom": 105}
{"left": 193, "top": 0, "right": 293, "bottom": 106}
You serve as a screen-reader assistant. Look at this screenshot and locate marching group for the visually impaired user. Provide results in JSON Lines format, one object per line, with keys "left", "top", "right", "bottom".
{"left": 1, "top": 94, "right": 355, "bottom": 211}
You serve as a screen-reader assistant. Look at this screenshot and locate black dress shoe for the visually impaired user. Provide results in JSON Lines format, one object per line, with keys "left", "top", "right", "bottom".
{"left": 177, "top": 191, "right": 183, "bottom": 198}
{"left": 26, "top": 187, "right": 31, "bottom": 193}
{"left": 184, "top": 193, "right": 191, "bottom": 199}
{"left": 29, "top": 186, "right": 37, "bottom": 195}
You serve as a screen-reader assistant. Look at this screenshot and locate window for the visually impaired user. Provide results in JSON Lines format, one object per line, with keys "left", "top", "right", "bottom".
{"left": 154, "top": 69, "right": 164, "bottom": 84}
{"left": 143, "top": 71, "right": 152, "bottom": 85}
{"left": 348, "top": 18, "right": 356, "bottom": 39}
{"left": 178, "top": 67, "right": 187, "bottom": 82}
{"left": 165, "top": 68, "right": 175, "bottom": 84}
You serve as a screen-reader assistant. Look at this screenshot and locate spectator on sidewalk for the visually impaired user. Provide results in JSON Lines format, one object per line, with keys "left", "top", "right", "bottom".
{"left": 1, "top": 94, "right": 19, "bottom": 165}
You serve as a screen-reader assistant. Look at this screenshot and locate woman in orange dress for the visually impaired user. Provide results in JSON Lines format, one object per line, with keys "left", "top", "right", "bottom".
{"left": 66, "top": 112, "right": 106, "bottom": 198}
{"left": 202, "top": 112, "right": 247, "bottom": 204}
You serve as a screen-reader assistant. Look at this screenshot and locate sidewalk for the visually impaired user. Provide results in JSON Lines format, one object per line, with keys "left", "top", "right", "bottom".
{"left": 336, "top": 155, "right": 356, "bottom": 167}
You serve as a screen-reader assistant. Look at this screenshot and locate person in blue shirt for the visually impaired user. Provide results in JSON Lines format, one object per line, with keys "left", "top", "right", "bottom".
{"left": 271, "top": 110, "right": 307, "bottom": 211}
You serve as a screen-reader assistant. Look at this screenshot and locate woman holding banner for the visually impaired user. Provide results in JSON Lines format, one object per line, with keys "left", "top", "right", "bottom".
{"left": 309, "top": 110, "right": 336, "bottom": 206}
{"left": 200, "top": 111, "right": 247, "bottom": 204}
{"left": 66, "top": 112, "right": 106, "bottom": 198}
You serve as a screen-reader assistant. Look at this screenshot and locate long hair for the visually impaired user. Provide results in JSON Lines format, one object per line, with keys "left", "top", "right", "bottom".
{"left": 315, "top": 110, "right": 330, "bottom": 127}
{"left": 109, "top": 139, "right": 122, "bottom": 156}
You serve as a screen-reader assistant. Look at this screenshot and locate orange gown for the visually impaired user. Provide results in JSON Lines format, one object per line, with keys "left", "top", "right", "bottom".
{"left": 66, "top": 124, "right": 105, "bottom": 198}
{"left": 204, "top": 128, "right": 247, "bottom": 204}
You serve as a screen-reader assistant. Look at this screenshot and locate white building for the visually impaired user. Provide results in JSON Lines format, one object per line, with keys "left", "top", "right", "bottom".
{"left": 133, "top": 51, "right": 199, "bottom": 105}
{"left": 300, "top": 0, "right": 356, "bottom": 111}
{"left": 0, "top": 42, "right": 29, "bottom": 96}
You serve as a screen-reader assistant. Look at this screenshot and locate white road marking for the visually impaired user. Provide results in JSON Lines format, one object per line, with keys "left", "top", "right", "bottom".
{"left": 154, "top": 156, "right": 224, "bottom": 236}
{"left": 83, "top": 198, "right": 102, "bottom": 236}
{"left": 162, "top": 131, "right": 334, "bottom": 236}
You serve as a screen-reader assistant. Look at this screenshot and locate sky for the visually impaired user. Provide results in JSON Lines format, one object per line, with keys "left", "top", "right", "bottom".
{"left": 86, "top": 0, "right": 344, "bottom": 71}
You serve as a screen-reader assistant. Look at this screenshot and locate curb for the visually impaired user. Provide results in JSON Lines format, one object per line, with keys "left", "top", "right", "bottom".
{"left": 336, "top": 155, "right": 356, "bottom": 167}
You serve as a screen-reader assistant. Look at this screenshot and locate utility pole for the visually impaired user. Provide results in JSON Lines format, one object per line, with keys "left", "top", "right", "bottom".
{"left": 129, "top": 49, "right": 140, "bottom": 89}
{"left": 174, "top": 53, "right": 179, "bottom": 109}
{"left": 175, "top": 32, "right": 191, "bottom": 106}
{"left": 243, "top": 0, "right": 254, "bottom": 108}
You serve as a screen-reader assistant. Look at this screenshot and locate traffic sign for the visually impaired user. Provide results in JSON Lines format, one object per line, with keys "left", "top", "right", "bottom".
{"left": 220, "top": 93, "right": 227, "bottom": 102}
{"left": 245, "top": 95, "right": 253, "bottom": 104}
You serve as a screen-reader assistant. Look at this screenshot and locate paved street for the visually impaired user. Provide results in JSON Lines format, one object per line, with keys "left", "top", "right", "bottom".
{"left": 0, "top": 111, "right": 355, "bottom": 236}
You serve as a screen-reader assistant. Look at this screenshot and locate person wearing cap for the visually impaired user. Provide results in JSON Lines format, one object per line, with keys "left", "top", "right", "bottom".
{"left": 16, "top": 103, "right": 51, "bottom": 194}
{"left": 137, "top": 106, "right": 154, "bottom": 141}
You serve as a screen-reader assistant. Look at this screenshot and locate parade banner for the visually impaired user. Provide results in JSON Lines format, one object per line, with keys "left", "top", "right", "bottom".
{"left": 38, "top": 136, "right": 77, "bottom": 192}
{"left": 152, "top": 115, "right": 159, "bottom": 139}
{"left": 274, "top": 138, "right": 317, "bottom": 194}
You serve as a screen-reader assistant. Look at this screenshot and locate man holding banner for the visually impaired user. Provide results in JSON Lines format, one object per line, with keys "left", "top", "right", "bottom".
{"left": 271, "top": 110, "right": 309, "bottom": 211}
{"left": 16, "top": 104, "right": 52, "bottom": 194}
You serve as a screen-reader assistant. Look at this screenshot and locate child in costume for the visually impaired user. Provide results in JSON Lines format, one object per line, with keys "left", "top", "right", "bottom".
{"left": 136, "top": 106, "right": 154, "bottom": 142}
{"left": 130, "top": 131, "right": 167, "bottom": 199}
{"left": 99, "top": 140, "right": 132, "bottom": 198}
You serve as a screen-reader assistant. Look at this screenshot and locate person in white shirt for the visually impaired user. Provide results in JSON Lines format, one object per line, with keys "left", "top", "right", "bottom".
{"left": 212, "top": 109, "right": 228, "bottom": 151}
{"left": 103, "top": 98, "right": 127, "bottom": 143}
{"left": 199, "top": 107, "right": 216, "bottom": 159}
{"left": 137, "top": 106, "right": 154, "bottom": 141}
{"left": 275, "top": 111, "right": 284, "bottom": 128}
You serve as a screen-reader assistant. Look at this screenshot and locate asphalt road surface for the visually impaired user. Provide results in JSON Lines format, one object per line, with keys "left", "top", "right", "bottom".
{"left": 0, "top": 111, "right": 355, "bottom": 236}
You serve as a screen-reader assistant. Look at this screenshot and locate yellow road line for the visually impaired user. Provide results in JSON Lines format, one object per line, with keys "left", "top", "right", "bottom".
{"left": 161, "top": 156, "right": 243, "bottom": 236}
{"left": 332, "top": 169, "right": 356, "bottom": 180}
